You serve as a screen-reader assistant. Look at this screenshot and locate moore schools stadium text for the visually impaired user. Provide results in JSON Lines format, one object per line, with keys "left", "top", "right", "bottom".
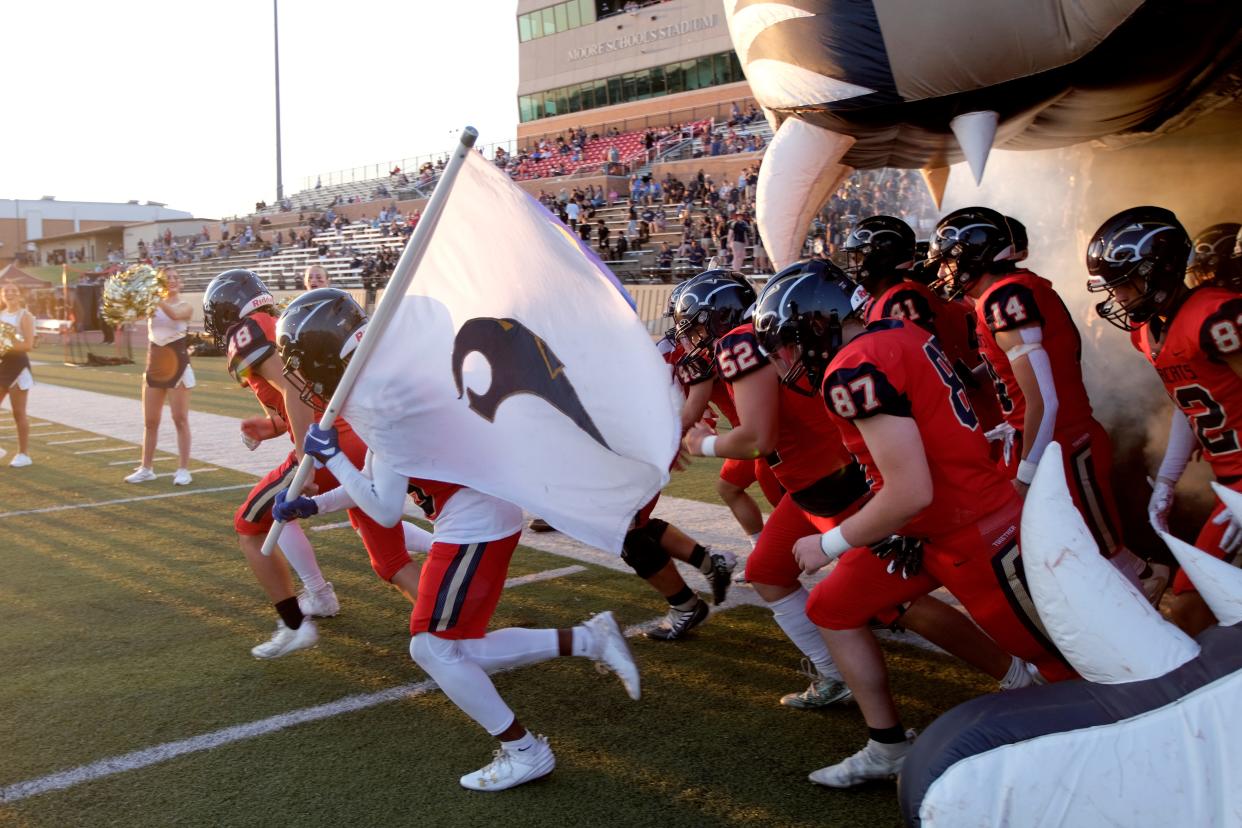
{"left": 567, "top": 14, "right": 720, "bottom": 62}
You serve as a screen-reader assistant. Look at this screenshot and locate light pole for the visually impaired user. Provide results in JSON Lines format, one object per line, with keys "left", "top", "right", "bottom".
{"left": 274, "top": 0, "right": 284, "bottom": 203}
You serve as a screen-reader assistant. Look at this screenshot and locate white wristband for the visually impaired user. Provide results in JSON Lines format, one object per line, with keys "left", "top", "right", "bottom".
{"left": 819, "top": 526, "right": 851, "bottom": 562}
{"left": 1016, "top": 459, "right": 1038, "bottom": 485}
{"left": 700, "top": 435, "right": 717, "bottom": 457}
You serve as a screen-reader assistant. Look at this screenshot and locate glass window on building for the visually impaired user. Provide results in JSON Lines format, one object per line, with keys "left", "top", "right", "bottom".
{"left": 649, "top": 65, "right": 666, "bottom": 97}
{"left": 695, "top": 55, "right": 715, "bottom": 89}
{"left": 566, "top": 0, "right": 580, "bottom": 28}
{"left": 519, "top": 14, "right": 532, "bottom": 42}
{"left": 554, "top": 3, "right": 568, "bottom": 32}
{"left": 635, "top": 69, "right": 652, "bottom": 100}
{"left": 579, "top": 0, "right": 595, "bottom": 24}
{"left": 714, "top": 53, "right": 731, "bottom": 85}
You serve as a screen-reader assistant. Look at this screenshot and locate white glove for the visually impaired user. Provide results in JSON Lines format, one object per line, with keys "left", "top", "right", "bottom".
{"left": 241, "top": 433, "right": 261, "bottom": 452}
{"left": 984, "top": 423, "right": 1018, "bottom": 466}
{"left": 1147, "top": 476, "right": 1176, "bottom": 533}
{"left": 1212, "top": 506, "right": 1242, "bottom": 555}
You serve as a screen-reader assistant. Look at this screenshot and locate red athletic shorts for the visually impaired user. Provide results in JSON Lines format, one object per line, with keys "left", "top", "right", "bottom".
{"left": 745, "top": 493, "right": 863, "bottom": 589}
{"left": 1000, "top": 420, "right": 1125, "bottom": 560}
{"left": 806, "top": 498, "right": 1075, "bottom": 683}
{"left": 1173, "top": 479, "right": 1242, "bottom": 595}
{"left": 233, "top": 432, "right": 411, "bottom": 582}
{"left": 719, "top": 457, "right": 784, "bottom": 508}
{"left": 411, "top": 532, "right": 520, "bottom": 640}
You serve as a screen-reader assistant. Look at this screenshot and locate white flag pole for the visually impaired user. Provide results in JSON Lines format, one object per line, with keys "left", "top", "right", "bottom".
{"left": 261, "top": 126, "right": 479, "bottom": 556}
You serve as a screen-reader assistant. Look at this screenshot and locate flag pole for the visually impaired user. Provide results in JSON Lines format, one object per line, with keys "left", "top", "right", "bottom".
{"left": 261, "top": 126, "right": 479, "bottom": 556}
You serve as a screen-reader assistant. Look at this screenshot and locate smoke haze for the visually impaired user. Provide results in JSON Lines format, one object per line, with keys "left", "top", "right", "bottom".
{"left": 940, "top": 101, "right": 1242, "bottom": 556}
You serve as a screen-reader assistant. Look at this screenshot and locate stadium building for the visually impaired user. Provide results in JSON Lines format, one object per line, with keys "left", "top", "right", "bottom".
{"left": 516, "top": 0, "right": 753, "bottom": 140}
{"left": 0, "top": 197, "right": 192, "bottom": 269}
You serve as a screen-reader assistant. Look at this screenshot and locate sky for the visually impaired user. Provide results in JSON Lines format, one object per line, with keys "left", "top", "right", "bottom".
{"left": 2, "top": 0, "right": 519, "bottom": 220}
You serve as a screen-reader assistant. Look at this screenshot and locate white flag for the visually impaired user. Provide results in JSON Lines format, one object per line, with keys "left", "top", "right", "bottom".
{"left": 342, "top": 152, "right": 682, "bottom": 554}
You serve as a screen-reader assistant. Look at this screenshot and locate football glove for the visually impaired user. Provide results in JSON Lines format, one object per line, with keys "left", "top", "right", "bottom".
{"left": 1212, "top": 505, "right": 1242, "bottom": 556}
{"left": 1147, "top": 476, "right": 1176, "bottom": 534}
{"left": 273, "top": 489, "right": 319, "bottom": 522}
{"left": 870, "top": 535, "right": 924, "bottom": 579}
{"left": 304, "top": 423, "right": 340, "bottom": 465}
{"left": 984, "top": 422, "right": 1018, "bottom": 466}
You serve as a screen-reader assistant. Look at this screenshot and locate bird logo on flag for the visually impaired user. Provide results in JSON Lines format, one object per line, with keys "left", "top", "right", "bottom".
{"left": 451, "top": 317, "right": 612, "bottom": 450}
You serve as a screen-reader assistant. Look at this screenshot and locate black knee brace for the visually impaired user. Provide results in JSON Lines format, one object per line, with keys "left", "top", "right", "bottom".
{"left": 621, "top": 518, "right": 672, "bottom": 579}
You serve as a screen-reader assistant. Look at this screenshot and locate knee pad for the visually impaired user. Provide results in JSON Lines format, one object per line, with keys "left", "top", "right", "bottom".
{"left": 409, "top": 632, "right": 463, "bottom": 670}
{"left": 621, "top": 520, "right": 671, "bottom": 579}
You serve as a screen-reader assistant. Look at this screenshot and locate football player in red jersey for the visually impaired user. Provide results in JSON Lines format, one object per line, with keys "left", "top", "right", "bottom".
{"left": 929, "top": 207, "right": 1157, "bottom": 597}
{"left": 672, "top": 273, "right": 784, "bottom": 548}
{"left": 202, "top": 272, "right": 412, "bottom": 659}
{"left": 751, "top": 266, "right": 1073, "bottom": 788}
{"left": 844, "top": 216, "right": 1002, "bottom": 436}
{"left": 1184, "top": 222, "right": 1241, "bottom": 289}
{"left": 1088, "top": 207, "right": 1242, "bottom": 634}
{"left": 679, "top": 266, "right": 1045, "bottom": 711}
{"left": 270, "top": 290, "right": 640, "bottom": 792}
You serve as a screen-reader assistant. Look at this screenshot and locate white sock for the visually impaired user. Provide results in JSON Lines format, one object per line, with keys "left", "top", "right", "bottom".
{"left": 999, "top": 656, "right": 1034, "bottom": 690}
{"left": 501, "top": 730, "right": 537, "bottom": 751}
{"left": 768, "top": 587, "right": 841, "bottom": 681}
{"left": 410, "top": 633, "right": 515, "bottom": 735}
{"left": 402, "top": 521, "right": 434, "bottom": 554}
{"left": 277, "top": 521, "right": 327, "bottom": 594}
{"left": 571, "top": 625, "right": 594, "bottom": 658}
{"left": 749, "top": 531, "right": 762, "bottom": 549}
{"left": 459, "top": 628, "right": 561, "bottom": 670}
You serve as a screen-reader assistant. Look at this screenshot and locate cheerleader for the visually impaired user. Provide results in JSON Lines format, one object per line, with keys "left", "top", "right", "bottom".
{"left": 0, "top": 284, "right": 34, "bottom": 467}
{"left": 124, "top": 268, "right": 194, "bottom": 485}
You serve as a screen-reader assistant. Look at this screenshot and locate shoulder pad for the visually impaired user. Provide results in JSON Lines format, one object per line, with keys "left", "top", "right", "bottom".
{"left": 1198, "top": 296, "right": 1242, "bottom": 361}
{"left": 226, "top": 316, "right": 276, "bottom": 383}
{"left": 714, "top": 328, "right": 768, "bottom": 383}
{"left": 823, "top": 361, "right": 911, "bottom": 420}
{"left": 981, "top": 282, "right": 1043, "bottom": 333}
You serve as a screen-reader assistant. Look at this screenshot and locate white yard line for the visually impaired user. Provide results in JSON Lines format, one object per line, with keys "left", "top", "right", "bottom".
{"left": 0, "top": 563, "right": 604, "bottom": 805}
{"left": 310, "top": 520, "right": 353, "bottom": 532}
{"left": 27, "top": 431, "right": 84, "bottom": 438}
{"left": 45, "top": 437, "right": 106, "bottom": 446}
{"left": 75, "top": 446, "right": 142, "bottom": 455}
{"left": 106, "top": 457, "right": 177, "bottom": 466}
{"left": 0, "top": 485, "right": 254, "bottom": 519}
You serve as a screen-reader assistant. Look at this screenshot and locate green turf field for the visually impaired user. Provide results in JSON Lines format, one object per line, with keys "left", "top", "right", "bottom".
{"left": 0, "top": 364, "right": 989, "bottom": 827}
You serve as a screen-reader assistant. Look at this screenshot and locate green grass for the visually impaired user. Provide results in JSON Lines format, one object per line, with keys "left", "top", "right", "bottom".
{"left": 0, "top": 368, "right": 986, "bottom": 826}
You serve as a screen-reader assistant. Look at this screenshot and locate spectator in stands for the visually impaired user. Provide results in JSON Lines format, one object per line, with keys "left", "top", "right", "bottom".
{"left": 304, "top": 265, "right": 330, "bottom": 290}
{"left": 626, "top": 209, "right": 639, "bottom": 241}
{"left": 578, "top": 220, "right": 592, "bottom": 243}
{"left": 729, "top": 212, "right": 751, "bottom": 271}
{"left": 753, "top": 234, "right": 771, "bottom": 273}
{"left": 566, "top": 199, "right": 581, "bottom": 229}
{"left": 688, "top": 239, "right": 706, "bottom": 269}
{"left": 615, "top": 234, "right": 629, "bottom": 259}
{"left": 596, "top": 220, "right": 611, "bottom": 255}
{"left": 657, "top": 242, "right": 674, "bottom": 282}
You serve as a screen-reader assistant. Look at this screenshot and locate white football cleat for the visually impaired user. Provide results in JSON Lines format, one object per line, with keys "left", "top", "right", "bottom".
{"left": 460, "top": 735, "right": 555, "bottom": 791}
{"left": 583, "top": 610, "right": 641, "bottom": 700}
{"left": 297, "top": 582, "right": 340, "bottom": 618}
{"left": 809, "top": 731, "right": 916, "bottom": 788}
{"left": 9, "top": 453, "right": 32, "bottom": 468}
{"left": 1141, "top": 562, "right": 1170, "bottom": 608}
{"left": 124, "top": 466, "right": 156, "bottom": 483}
{"left": 250, "top": 619, "right": 318, "bottom": 659}
{"left": 172, "top": 468, "right": 193, "bottom": 486}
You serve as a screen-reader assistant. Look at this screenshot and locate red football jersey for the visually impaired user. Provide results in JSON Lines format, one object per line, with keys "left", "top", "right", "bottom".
{"left": 228, "top": 312, "right": 291, "bottom": 434}
{"left": 227, "top": 311, "right": 357, "bottom": 445}
{"left": 974, "top": 270, "right": 1094, "bottom": 433}
{"left": 667, "top": 336, "right": 742, "bottom": 427}
{"left": 823, "top": 319, "right": 1013, "bottom": 539}
{"left": 407, "top": 478, "right": 464, "bottom": 522}
{"left": 715, "top": 323, "right": 856, "bottom": 495}
{"left": 1133, "top": 287, "right": 1242, "bottom": 481}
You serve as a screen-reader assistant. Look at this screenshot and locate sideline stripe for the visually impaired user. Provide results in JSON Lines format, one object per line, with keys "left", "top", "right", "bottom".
{"left": 46, "top": 437, "right": 106, "bottom": 446}
{"left": 0, "top": 563, "right": 603, "bottom": 805}
{"left": 0, "top": 485, "right": 253, "bottom": 519}
{"left": 75, "top": 446, "right": 139, "bottom": 455}
{"left": 107, "top": 457, "right": 177, "bottom": 466}
{"left": 28, "top": 431, "right": 83, "bottom": 438}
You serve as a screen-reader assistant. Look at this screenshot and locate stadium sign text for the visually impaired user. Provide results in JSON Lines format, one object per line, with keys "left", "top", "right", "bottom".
{"left": 567, "top": 14, "right": 719, "bottom": 62}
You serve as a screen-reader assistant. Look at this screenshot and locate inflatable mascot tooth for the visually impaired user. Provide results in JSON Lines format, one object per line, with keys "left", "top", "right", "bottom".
{"left": 899, "top": 443, "right": 1242, "bottom": 827}
{"left": 721, "top": 0, "right": 1242, "bottom": 267}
